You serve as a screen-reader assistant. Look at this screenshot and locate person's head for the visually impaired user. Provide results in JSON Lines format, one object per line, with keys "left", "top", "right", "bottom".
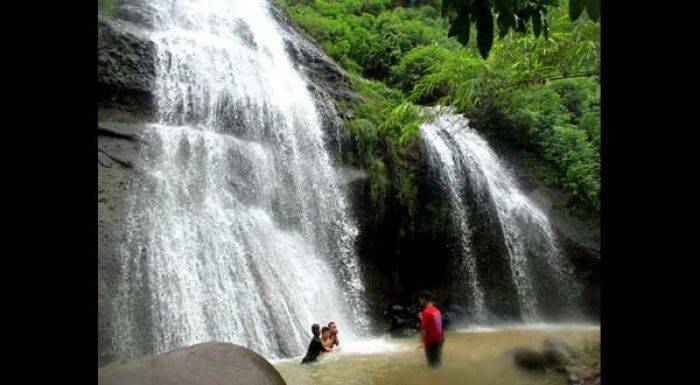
{"left": 311, "top": 323, "right": 321, "bottom": 337}
{"left": 321, "top": 326, "right": 330, "bottom": 339}
{"left": 418, "top": 290, "right": 433, "bottom": 308}
{"left": 328, "top": 321, "right": 338, "bottom": 335}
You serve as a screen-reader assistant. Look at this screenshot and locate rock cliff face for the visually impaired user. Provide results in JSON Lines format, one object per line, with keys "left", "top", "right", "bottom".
{"left": 97, "top": 15, "right": 155, "bottom": 122}
{"left": 98, "top": 9, "right": 156, "bottom": 366}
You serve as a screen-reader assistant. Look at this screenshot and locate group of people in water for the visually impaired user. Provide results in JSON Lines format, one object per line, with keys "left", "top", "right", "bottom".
{"left": 301, "top": 321, "right": 340, "bottom": 364}
{"left": 301, "top": 290, "right": 444, "bottom": 367}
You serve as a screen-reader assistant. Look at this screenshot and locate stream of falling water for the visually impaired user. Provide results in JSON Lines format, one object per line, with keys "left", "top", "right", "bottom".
{"left": 107, "top": 0, "right": 367, "bottom": 360}
{"left": 420, "top": 109, "right": 580, "bottom": 321}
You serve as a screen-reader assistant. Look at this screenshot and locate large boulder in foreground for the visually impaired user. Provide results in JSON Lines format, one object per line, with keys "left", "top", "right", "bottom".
{"left": 511, "top": 338, "right": 600, "bottom": 385}
{"left": 98, "top": 342, "right": 287, "bottom": 385}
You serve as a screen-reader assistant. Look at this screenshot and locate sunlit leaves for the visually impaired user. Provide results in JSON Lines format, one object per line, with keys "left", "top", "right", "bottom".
{"left": 281, "top": 0, "right": 600, "bottom": 211}
{"left": 378, "top": 102, "right": 429, "bottom": 145}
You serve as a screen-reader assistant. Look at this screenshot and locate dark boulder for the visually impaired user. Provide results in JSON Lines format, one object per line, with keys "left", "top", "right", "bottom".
{"left": 384, "top": 300, "right": 420, "bottom": 338}
{"left": 98, "top": 342, "right": 287, "bottom": 385}
{"left": 542, "top": 337, "right": 575, "bottom": 367}
{"left": 513, "top": 347, "right": 547, "bottom": 371}
{"left": 512, "top": 339, "right": 599, "bottom": 384}
{"left": 383, "top": 300, "right": 453, "bottom": 338}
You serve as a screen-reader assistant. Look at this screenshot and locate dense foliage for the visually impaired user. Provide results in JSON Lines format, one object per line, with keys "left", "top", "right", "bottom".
{"left": 282, "top": 0, "right": 599, "bottom": 214}
{"left": 442, "top": 0, "right": 600, "bottom": 58}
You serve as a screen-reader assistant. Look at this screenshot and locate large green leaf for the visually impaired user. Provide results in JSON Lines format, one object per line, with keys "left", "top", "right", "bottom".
{"left": 497, "top": 11, "right": 513, "bottom": 38}
{"left": 569, "top": 0, "right": 585, "bottom": 20}
{"left": 476, "top": 5, "right": 494, "bottom": 59}
{"left": 586, "top": 0, "right": 600, "bottom": 21}
{"left": 532, "top": 11, "right": 542, "bottom": 38}
{"left": 448, "top": 8, "right": 471, "bottom": 45}
{"left": 442, "top": 0, "right": 598, "bottom": 59}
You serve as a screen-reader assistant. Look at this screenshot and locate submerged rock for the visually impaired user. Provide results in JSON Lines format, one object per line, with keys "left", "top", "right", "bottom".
{"left": 512, "top": 339, "right": 599, "bottom": 384}
{"left": 513, "top": 347, "right": 547, "bottom": 371}
{"left": 384, "top": 301, "right": 420, "bottom": 338}
{"left": 542, "top": 337, "right": 575, "bottom": 367}
{"left": 98, "top": 342, "right": 287, "bottom": 385}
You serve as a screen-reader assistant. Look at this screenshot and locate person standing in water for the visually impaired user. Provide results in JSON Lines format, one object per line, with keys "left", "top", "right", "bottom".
{"left": 328, "top": 321, "right": 340, "bottom": 347}
{"left": 301, "top": 324, "right": 329, "bottom": 364}
{"left": 418, "top": 290, "right": 444, "bottom": 367}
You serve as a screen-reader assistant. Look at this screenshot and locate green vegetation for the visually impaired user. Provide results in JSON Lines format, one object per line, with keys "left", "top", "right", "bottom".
{"left": 341, "top": 73, "right": 428, "bottom": 224}
{"left": 441, "top": 0, "right": 600, "bottom": 58}
{"left": 282, "top": 0, "right": 600, "bottom": 213}
{"left": 98, "top": 0, "right": 118, "bottom": 18}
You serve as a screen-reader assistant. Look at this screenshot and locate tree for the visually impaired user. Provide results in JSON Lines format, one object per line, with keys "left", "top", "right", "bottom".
{"left": 442, "top": 0, "right": 600, "bottom": 58}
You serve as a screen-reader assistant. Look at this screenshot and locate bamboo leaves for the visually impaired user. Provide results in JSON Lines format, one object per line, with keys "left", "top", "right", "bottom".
{"left": 444, "top": 0, "right": 599, "bottom": 58}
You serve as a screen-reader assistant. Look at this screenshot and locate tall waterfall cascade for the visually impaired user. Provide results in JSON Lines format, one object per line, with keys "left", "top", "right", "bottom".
{"left": 420, "top": 109, "right": 581, "bottom": 322}
{"left": 107, "top": 0, "right": 367, "bottom": 360}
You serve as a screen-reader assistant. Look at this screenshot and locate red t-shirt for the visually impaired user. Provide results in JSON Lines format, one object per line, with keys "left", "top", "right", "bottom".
{"left": 421, "top": 304, "right": 443, "bottom": 346}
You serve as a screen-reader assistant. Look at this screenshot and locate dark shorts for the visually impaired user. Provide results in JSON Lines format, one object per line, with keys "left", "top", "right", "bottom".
{"left": 425, "top": 340, "right": 444, "bottom": 366}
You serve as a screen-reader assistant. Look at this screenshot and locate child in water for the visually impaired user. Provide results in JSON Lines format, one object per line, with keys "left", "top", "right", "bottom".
{"left": 301, "top": 323, "right": 338, "bottom": 364}
{"left": 321, "top": 326, "right": 334, "bottom": 349}
{"left": 301, "top": 324, "right": 328, "bottom": 364}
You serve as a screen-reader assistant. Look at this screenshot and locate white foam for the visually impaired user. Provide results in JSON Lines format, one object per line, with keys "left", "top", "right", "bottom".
{"left": 454, "top": 322, "right": 599, "bottom": 334}
{"left": 269, "top": 336, "right": 412, "bottom": 364}
{"left": 339, "top": 337, "right": 413, "bottom": 355}
{"left": 453, "top": 326, "right": 500, "bottom": 333}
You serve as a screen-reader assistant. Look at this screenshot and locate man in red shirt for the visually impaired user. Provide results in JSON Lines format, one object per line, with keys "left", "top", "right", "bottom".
{"left": 418, "top": 290, "right": 444, "bottom": 366}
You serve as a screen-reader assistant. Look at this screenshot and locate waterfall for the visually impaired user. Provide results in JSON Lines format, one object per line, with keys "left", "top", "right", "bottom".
{"left": 107, "top": 0, "right": 366, "bottom": 360}
{"left": 420, "top": 109, "right": 580, "bottom": 322}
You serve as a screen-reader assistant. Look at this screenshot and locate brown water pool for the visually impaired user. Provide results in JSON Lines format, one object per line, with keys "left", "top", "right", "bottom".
{"left": 273, "top": 324, "right": 599, "bottom": 385}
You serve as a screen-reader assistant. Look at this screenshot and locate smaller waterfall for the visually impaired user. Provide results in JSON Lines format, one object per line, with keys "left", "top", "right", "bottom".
{"left": 420, "top": 109, "right": 580, "bottom": 322}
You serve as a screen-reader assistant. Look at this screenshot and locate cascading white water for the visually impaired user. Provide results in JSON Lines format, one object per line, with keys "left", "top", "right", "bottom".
{"left": 109, "top": 0, "right": 366, "bottom": 360}
{"left": 420, "top": 108, "right": 580, "bottom": 321}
